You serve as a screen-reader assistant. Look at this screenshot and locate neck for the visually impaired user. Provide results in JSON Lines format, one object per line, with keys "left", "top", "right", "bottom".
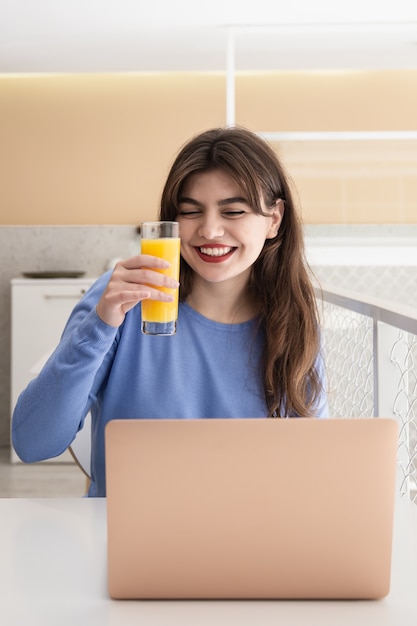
{"left": 186, "top": 275, "right": 258, "bottom": 324}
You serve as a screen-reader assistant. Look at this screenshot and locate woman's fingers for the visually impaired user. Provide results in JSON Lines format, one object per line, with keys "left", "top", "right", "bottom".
{"left": 95, "top": 254, "right": 179, "bottom": 327}
{"left": 113, "top": 256, "right": 179, "bottom": 289}
{"left": 122, "top": 254, "right": 170, "bottom": 271}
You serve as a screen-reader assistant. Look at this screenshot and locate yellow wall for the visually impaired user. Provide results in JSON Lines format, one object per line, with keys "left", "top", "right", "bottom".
{"left": 1, "top": 70, "right": 417, "bottom": 225}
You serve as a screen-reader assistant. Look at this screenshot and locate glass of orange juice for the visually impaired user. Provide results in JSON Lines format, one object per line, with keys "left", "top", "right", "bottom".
{"left": 140, "top": 221, "right": 180, "bottom": 335}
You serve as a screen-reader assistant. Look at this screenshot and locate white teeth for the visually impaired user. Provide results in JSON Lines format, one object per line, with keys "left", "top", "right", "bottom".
{"left": 200, "top": 246, "right": 232, "bottom": 257}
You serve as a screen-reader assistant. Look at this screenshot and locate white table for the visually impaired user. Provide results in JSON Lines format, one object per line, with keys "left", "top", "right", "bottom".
{"left": 1, "top": 496, "right": 417, "bottom": 626}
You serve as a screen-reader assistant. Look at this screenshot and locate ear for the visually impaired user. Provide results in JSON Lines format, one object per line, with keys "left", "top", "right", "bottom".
{"left": 266, "top": 199, "right": 284, "bottom": 239}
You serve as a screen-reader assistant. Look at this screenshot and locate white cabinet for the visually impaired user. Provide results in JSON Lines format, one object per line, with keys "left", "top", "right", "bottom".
{"left": 10, "top": 278, "right": 96, "bottom": 463}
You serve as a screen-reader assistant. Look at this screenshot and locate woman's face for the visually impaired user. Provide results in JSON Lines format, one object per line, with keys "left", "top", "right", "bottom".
{"left": 176, "top": 169, "right": 283, "bottom": 287}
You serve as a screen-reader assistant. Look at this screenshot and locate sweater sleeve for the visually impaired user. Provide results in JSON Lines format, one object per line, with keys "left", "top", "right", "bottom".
{"left": 12, "top": 272, "right": 119, "bottom": 463}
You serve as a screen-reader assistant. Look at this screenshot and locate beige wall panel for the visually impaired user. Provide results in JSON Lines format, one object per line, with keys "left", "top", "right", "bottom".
{"left": 236, "top": 70, "right": 417, "bottom": 131}
{"left": 1, "top": 70, "right": 416, "bottom": 225}
{"left": 402, "top": 176, "right": 417, "bottom": 223}
{"left": 345, "top": 174, "right": 400, "bottom": 210}
{"left": 342, "top": 204, "right": 398, "bottom": 224}
{"left": 0, "top": 73, "right": 226, "bottom": 225}
{"left": 301, "top": 203, "right": 345, "bottom": 225}
{"left": 271, "top": 137, "right": 417, "bottom": 224}
{"left": 293, "top": 176, "right": 345, "bottom": 224}
{"left": 404, "top": 206, "right": 417, "bottom": 222}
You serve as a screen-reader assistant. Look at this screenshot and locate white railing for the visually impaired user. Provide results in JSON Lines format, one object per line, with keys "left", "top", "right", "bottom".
{"left": 316, "top": 285, "right": 417, "bottom": 503}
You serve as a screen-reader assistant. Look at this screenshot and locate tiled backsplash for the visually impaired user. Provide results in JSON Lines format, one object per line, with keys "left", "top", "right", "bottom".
{"left": 304, "top": 224, "right": 417, "bottom": 308}
{"left": 312, "top": 265, "right": 417, "bottom": 309}
{"left": 1, "top": 224, "right": 417, "bottom": 449}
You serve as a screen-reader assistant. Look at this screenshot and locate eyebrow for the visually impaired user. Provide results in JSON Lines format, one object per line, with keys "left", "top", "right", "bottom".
{"left": 178, "top": 196, "right": 249, "bottom": 207}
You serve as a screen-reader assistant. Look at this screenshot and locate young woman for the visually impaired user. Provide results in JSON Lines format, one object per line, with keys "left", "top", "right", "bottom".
{"left": 12, "top": 127, "right": 328, "bottom": 497}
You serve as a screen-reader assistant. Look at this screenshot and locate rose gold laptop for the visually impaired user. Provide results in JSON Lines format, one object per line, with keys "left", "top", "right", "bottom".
{"left": 105, "top": 417, "right": 398, "bottom": 600}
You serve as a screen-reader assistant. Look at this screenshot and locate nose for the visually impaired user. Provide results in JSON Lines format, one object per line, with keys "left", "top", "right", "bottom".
{"left": 198, "top": 213, "right": 225, "bottom": 240}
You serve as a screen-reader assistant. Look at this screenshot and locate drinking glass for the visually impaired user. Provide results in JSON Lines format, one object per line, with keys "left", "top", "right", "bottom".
{"left": 140, "top": 221, "right": 180, "bottom": 336}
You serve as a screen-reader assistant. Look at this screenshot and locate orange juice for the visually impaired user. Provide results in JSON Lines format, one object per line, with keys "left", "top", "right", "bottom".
{"left": 141, "top": 237, "right": 180, "bottom": 325}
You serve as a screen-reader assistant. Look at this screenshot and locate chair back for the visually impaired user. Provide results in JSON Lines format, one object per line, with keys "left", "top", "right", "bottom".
{"left": 69, "top": 413, "right": 91, "bottom": 479}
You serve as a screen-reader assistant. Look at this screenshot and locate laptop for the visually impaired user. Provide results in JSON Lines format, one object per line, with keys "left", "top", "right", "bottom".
{"left": 105, "top": 417, "right": 398, "bottom": 600}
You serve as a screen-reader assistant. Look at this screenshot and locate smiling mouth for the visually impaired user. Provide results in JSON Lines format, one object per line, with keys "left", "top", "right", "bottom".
{"left": 195, "top": 245, "right": 236, "bottom": 262}
{"left": 200, "top": 246, "right": 233, "bottom": 257}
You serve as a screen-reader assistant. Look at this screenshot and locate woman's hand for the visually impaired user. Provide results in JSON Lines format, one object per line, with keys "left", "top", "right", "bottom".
{"left": 96, "top": 255, "right": 180, "bottom": 327}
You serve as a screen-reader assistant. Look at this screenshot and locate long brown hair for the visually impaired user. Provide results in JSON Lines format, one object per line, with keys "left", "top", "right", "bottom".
{"left": 160, "top": 127, "right": 323, "bottom": 417}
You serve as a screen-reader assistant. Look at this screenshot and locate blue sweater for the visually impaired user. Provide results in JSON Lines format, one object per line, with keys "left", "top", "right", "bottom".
{"left": 12, "top": 271, "right": 328, "bottom": 496}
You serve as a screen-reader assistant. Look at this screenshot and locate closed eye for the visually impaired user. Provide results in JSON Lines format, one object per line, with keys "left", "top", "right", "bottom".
{"left": 222, "top": 210, "right": 246, "bottom": 218}
{"left": 177, "top": 209, "right": 202, "bottom": 218}
{"left": 178, "top": 209, "right": 247, "bottom": 219}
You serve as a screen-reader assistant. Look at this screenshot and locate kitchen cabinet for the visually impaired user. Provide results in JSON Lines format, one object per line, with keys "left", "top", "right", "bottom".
{"left": 10, "top": 277, "right": 96, "bottom": 463}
